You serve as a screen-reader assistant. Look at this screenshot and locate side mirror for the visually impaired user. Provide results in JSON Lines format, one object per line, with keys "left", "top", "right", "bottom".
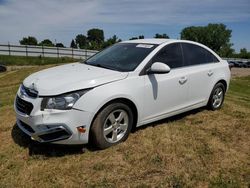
{"left": 147, "top": 62, "right": 171, "bottom": 74}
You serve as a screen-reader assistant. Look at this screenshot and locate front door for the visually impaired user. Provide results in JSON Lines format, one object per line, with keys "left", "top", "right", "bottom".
{"left": 141, "top": 43, "right": 189, "bottom": 123}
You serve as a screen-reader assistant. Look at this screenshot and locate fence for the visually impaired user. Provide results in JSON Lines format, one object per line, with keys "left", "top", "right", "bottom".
{"left": 1, "top": 44, "right": 249, "bottom": 62}
{"left": 0, "top": 44, "right": 98, "bottom": 59}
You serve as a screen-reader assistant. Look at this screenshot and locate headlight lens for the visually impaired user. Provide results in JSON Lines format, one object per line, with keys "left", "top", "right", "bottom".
{"left": 41, "top": 89, "right": 90, "bottom": 110}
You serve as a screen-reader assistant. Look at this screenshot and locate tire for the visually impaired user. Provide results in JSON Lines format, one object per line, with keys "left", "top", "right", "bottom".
{"left": 0, "top": 65, "right": 7, "bottom": 72}
{"left": 90, "top": 103, "right": 133, "bottom": 149}
{"left": 207, "top": 82, "right": 225, "bottom": 111}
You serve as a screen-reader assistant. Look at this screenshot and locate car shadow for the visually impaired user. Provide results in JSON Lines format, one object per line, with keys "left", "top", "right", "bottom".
{"left": 132, "top": 107, "right": 205, "bottom": 132}
{"left": 11, "top": 107, "right": 206, "bottom": 157}
{"left": 11, "top": 124, "right": 86, "bottom": 157}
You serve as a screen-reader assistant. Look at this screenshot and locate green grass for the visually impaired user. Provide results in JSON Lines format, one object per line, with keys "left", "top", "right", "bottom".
{"left": 0, "top": 66, "right": 249, "bottom": 187}
{"left": 0, "top": 55, "right": 79, "bottom": 66}
{"left": 227, "top": 76, "right": 250, "bottom": 107}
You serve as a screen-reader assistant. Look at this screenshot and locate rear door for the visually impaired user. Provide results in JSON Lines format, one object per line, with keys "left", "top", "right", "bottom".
{"left": 181, "top": 43, "right": 220, "bottom": 106}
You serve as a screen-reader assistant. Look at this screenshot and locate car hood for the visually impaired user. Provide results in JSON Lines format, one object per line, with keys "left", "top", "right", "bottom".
{"left": 23, "top": 63, "right": 128, "bottom": 96}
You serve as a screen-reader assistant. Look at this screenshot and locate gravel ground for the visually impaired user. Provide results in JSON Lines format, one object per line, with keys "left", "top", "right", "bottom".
{"left": 231, "top": 67, "right": 250, "bottom": 77}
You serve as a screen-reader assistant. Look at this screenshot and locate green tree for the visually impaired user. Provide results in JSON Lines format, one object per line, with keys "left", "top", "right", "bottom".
{"left": 75, "top": 34, "right": 87, "bottom": 49}
{"left": 70, "top": 39, "right": 77, "bottom": 48}
{"left": 129, "top": 37, "right": 138, "bottom": 40}
{"left": 129, "top": 35, "right": 144, "bottom": 40}
{"left": 219, "top": 44, "right": 235, "bottom": 57}
{"left": 19, "top": 36, "right": 38, "bottom": 45}
{"left": 102, "top": 35, "right": 121, "bottom": 48}
{"left": 180, "top": 23, "right": 233, "bottom": 56}
{"left": 39, "top": 39, "right": 54, "bottom": 47}
{"left": 55, "top": 43, "right": 65, "bottom": 48}
{"left": 238, "top": 48, "right": 250, "bottom": 59}
{"left": 154, "top": 33, "right": 169, "bottom": 38}
{"left": 87, "top": 28, "right": 104, "bottom": 49}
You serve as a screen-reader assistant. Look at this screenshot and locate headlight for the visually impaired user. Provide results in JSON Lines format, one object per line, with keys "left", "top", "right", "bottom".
{"left": 41, "top": 89, "right": 91, "bottom": 110}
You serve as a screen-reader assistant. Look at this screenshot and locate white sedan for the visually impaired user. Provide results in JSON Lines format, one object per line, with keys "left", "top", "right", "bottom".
{"left": 14, "top": 39, "right": 231, "bottom": 149}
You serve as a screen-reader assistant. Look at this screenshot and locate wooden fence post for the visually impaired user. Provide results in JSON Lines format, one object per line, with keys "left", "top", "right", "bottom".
{"left": 57, "top": 47, "right": 59, "bottom": 58}
{"left": 72, "top": 48, "right": 74, "bottom": 59}
{"left": 8, "top": 43, "right": 11, "bottom": 56}
{"left": 25, "top": 45, "right": 28, "bottom": 57}
{"left": 42, "top": 45, "right": 44, "bottom": 57}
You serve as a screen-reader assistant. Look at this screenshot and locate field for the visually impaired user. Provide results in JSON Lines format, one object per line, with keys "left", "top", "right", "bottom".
{"left": 0, "top": 66, "right": 249, "bottom": 187}
{"left": 0, "top": 55, "right": 77, "bottom": 66}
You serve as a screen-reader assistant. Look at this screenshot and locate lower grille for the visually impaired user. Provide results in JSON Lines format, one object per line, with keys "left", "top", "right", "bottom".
{"left": 38, "top": 129, "right": 71, "bottom": 142}
{"left": 15, "top": 96, "right": 33, "bottom": 115}
{"left": 19, "top": 121, "right": 35, "bottom": 133}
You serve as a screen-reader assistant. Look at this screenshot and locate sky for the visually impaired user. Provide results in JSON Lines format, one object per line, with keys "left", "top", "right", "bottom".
{"left": 0, "top": 0, "right": 250, "bottom": 52}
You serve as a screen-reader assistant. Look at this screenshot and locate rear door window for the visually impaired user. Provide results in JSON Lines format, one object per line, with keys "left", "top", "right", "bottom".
{"left": 181, "top": 43, "right": 219, "bottom": 66}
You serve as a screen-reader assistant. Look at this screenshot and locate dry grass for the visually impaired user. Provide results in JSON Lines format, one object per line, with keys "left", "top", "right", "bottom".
{"left": 0, "top": 66, "right": 249, "bottom": 187}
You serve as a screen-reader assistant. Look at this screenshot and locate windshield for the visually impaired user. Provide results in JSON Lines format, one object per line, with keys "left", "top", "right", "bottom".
{"left": 84, "top": 43, "right": 157, "bottom": 72}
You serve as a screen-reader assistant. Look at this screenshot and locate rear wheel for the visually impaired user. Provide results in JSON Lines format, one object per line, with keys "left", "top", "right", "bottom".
{"left": 90, "top": 103, "right": 133, "bottom": 149}
{"left": 207, "top": 82, "right": 225, "bottom": 110}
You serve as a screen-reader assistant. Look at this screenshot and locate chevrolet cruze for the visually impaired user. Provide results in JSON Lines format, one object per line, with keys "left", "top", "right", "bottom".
{"left": 14, "top": 39, "right": 231, "bottom": 149}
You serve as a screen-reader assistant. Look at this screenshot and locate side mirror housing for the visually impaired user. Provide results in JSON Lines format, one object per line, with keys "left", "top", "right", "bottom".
{"left": 147, "top": 62, "right": 171, "bottom": 74}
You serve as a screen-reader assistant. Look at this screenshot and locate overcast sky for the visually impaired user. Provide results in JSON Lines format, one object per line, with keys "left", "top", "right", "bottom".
{"left": 0, "top": 0, "right": 250, "bottom": 51}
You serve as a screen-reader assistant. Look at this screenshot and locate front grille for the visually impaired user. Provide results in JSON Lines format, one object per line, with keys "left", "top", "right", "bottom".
{"left": 16, "top": 96, "right": 33, "bottom": 115}
{"left": 19, "top": 121, "right": 35, "bottom": 133}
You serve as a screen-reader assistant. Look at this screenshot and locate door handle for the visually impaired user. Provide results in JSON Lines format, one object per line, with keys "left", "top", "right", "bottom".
{"left": 208, "top": 70, "right": 214, "bottom": 76}
{"left": 179, "top": 76, "right": 187, "bottom": 85}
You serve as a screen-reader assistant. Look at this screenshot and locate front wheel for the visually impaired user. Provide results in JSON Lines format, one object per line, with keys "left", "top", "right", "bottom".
{"left": 207, "top": 82, "right": 225, "bottom": 110}
{"left": 90, "top": 103, "right": 133, "bottom": 149}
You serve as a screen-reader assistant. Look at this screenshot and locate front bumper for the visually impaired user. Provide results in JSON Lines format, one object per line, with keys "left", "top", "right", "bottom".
{"left": 16, "top": 120, "right": 72, "bottom": 143}
{"left": 14, "top": 94, "right": 94, "bottom": 145}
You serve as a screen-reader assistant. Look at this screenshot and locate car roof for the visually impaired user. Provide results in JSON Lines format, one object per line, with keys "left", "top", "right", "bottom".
{"left": 121, "top": 38, "right": 177, "bottom": 45}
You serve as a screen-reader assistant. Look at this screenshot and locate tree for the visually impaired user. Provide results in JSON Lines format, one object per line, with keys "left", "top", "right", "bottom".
{"left": 87, "top": 28, "right": 104, "bottom": 43}
{"left": 129, "top": 37, "right": 138, "bottom": 40}
{"left": 129, "top": 35, "right": 144, "bottom": 40}
{"left": 138, "top": 35, "right": 144, "bottom": 39}
{"left": 154, "top": 33, "right": 169, "bottom": 39}
{"left": 19, "top": 36, "right": 38, "bottom": 45}
{"left": 102, "top": 35, "right": 121, "bottom": 48}
{"left": 39, "top": 39, "right": 54, "bottom": 47}
{"left": 219, "top": 44, "right": 235, "bottom": 57}
{"left": 238, "top": 48, "right": 250, "bottom": 59}
{"left": 180, "top": 23, "right": 233, "bottom": 56}
{"left": 55, "top": 43, "right": 65, "bottom": 48}
{"left": 70, "top": 39, "right": 77, "bottom": 48}
{"left": 87, "top": 28, "right": 104, "bottom": 50}
{"left": 75, "top": 34, "right": 87, "bottom": 49}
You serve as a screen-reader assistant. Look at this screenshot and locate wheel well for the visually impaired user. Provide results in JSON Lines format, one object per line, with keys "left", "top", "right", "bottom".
{"left": 90, "top": 98, "right": 138, "bottom": 134}
{"left": 216, "top": 80, "right": 227, "bottom": 91}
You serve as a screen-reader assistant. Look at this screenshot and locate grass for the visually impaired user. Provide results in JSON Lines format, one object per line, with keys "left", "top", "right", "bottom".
{"left": 0, "top": 55, "right": 78, "bottom": 66}
{"left": 0, "top": 66, "right": 249, "bottom": 187}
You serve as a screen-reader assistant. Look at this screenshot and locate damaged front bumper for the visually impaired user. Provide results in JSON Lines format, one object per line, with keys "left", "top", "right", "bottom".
{"left": 16, "top": 120, "right": 72, "bottom": 143}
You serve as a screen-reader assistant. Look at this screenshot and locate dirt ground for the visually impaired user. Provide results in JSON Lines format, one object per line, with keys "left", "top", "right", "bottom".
{"left": 231, "top": 68, "right": 250, "bottom": 77}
